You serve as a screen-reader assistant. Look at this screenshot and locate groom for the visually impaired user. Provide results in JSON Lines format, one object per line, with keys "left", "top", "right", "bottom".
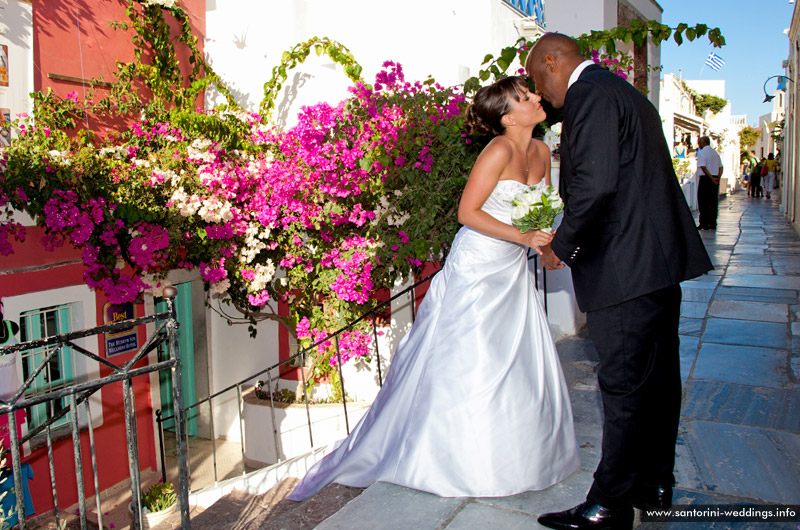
{"left": 525, "top": 34, "right": 712, "bottom": 529}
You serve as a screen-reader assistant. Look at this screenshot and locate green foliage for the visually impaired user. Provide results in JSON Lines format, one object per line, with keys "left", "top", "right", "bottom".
{"left": 142, "top": 481, "right": 177, "bottom": 513}
{"left": 681, "top": 82, "right": 728, "bottom": 116}
{"left": 672, "top": 158, "right": 691, "bottom": 179}
{"left": 770, "top": 118, "right": 785, "bottom": 141}
{"left": 739, "top": 126, "right": 761, "bottom": 149}
{"left": 260, "top": 37, "right": 363, "bottom": 118}
{"left": 465, "top": 21, "right": 725, "bottom": 97}
{"left": 101, "top": 0, "right": 235, "bottom": 122}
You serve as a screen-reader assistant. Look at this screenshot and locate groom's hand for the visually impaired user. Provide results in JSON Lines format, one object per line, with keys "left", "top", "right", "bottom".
{"left": 541, "top": 244, "right": 565, "bottom": 270}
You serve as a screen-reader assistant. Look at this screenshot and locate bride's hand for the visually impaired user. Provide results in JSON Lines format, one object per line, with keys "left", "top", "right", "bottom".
{"left": 521, "top": 230, "right": 553, "bottom": 255}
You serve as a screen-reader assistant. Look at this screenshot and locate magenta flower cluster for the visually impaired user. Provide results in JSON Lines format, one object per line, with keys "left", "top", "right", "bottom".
{"left": 589, "top": 49, "right": 634, "bottom": 80}
{"left": 1, "top": 61, "right": 468, "bottom": 371}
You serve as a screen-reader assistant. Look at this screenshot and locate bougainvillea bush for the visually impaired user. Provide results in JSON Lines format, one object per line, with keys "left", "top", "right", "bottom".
{"left": 0, "top": 0, "right": 724, "bottom": 382}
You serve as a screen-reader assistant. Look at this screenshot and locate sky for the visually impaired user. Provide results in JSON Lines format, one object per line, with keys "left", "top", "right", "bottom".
{"left": 657, "top": 0, "right": 795, "bottom": 126}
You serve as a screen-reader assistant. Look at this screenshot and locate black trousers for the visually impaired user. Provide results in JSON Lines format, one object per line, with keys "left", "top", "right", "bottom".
{"left": 585, "top": 284, "right": 682, "bottom": 509}
{"left": 697, "top": 175, "right": 719, "bottom": 228}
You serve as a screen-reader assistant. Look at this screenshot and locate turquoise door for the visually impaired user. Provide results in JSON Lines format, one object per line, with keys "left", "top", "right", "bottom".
{"left": 155, "top": 282, "right": 197, "bottom": 437}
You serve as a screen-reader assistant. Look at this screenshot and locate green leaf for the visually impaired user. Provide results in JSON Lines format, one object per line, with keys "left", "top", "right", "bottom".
{"left": 673, "top": 31, "right": 683, "bottom": 46}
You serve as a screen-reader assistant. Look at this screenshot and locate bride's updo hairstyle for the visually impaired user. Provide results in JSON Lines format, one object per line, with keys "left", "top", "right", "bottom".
{"left": 464, "top": 76, "right": 529, "bottom": 136}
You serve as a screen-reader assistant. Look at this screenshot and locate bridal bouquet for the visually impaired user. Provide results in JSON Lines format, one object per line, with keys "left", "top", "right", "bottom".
{"left": 510, "top": 183, "right": 564, "bottom": 234}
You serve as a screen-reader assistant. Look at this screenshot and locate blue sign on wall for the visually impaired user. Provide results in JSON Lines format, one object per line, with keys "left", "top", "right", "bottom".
{"left": 504, "top": 0, "right": 545, "bottom": 25}
{"left": 104, "top": 302, "right": 139, "bottom": 356}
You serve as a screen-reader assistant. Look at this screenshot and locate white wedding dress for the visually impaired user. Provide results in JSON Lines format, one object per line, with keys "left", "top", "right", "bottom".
{"left": 288, "top": 179, "right": 580, "bottom": 500}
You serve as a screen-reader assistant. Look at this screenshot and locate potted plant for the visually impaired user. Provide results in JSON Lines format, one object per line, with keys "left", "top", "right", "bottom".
{"left": 130, "top": 481, "right": 177, "bottom": 529}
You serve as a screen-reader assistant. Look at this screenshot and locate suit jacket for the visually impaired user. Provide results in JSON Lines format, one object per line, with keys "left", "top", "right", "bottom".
{"left": 552, "top": 64, "right": 712, "bottom": 312}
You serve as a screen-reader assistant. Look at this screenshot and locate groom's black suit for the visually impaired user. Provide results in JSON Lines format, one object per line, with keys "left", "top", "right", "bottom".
{"left": 551, "top": 64, "right": 712, "bottom": 508}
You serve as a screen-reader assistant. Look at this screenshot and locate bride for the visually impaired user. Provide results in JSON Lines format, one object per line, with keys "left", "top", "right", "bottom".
{"left": 288, "top": 76, "right": 580, "bottom": 501}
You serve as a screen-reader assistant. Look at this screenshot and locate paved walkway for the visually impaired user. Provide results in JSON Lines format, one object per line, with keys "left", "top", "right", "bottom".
{"left": 314, "top": 192, "right": 800, "bottom": 529}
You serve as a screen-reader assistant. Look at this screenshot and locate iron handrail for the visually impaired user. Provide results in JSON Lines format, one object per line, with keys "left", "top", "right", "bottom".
{"left": 0, "top": 293, "right": 190, "bottom": 530}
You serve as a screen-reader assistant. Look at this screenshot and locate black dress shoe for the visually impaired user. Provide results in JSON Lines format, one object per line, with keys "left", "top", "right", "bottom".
{"left": 633, "top": 483, "right": 673, "bottom": 510}
{"left": 537, "top": 500, "right": 633, "bottom": 529}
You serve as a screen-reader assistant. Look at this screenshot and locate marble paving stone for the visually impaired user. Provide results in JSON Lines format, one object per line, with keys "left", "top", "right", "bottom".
{"left": 681, "top": 301, "right": 709, "bottom": 319}
{"left": 772, "top": 261, "right": 800, "bottom": 276}
{"left": 555, "top": 336, "right": 598, "bottom": 364}
{"left": 677, "top": 420, "right": 800, "bottom": 504}
{"left": 737, "top": 236, "right": 767, "bottom": 245}
{"left": 715, "top": 286, "right": 798, "bottom": 305}
{"left": 701, "top": 318, "right": 790, "bottom": 350}
{"left": 692, "top": 343, "right": 788, "bottom": 389}
{"left": 561, "top": 360, "right": 596, "bottom": 390}
{"left": 573, "top": 422, "right": 602, "bottom": 472}
{"left": 473, "top": 470, "right": 593, "bottom": 517}
{"left": 681, "top": 380, "right": 800, "bottom": 433}
{"left": 723, "top": 265, "right": 774, "bottom": 276}
{"left": 682, "top": 280, "right": 719, "bottom": 291}
{"left": 687, "top": 274, "right": 721, "bottom": 284}
{"left": 569, "top": 389, "right": 603, "bottom": 427}
{"left": 679, "top": 318, "right": 703, "bottom": 337}
{"left": 679, "top": 335, "right": 699, "bottom": 384}
{"left": 674, "top": 425, "right": 711, "bottom": 493}
{"left": 444, "top": 502, "right": 542, "bottom": 530}
{"left": 681, "top": 287, "right": 713, "bottom": 303}
{"left": 315, "top": 482, "right": 463, "bottom": 530}
{"left": 721, "top": 274, "right": 800, "bottom": 291}
{"left": 731, "top": 245, "right": 766, "bottom": 255}
{"left": 727, "top": 256, "right": 773, "bottom": 268}
{"left": 708, "top": 299, "right": 788, "bottom": 323}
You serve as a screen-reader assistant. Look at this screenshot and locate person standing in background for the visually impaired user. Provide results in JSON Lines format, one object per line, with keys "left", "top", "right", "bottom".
{"left": 695, "top": 136, "right": 723, "bottom": 230}
{"left": 763, "top": 153, "right": 777, "bottom": 200}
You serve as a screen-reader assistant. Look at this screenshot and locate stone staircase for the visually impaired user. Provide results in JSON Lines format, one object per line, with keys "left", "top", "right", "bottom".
{"left": 151, "top": 478, "right": 364, "bottom": 530}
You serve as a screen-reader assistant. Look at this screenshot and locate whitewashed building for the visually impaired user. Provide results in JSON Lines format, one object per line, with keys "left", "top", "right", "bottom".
{"left": 782, "top": 3, "right": 798, "bottom": 232}
{"left": 756, "top": 87, "right": 786, "bottom": 159}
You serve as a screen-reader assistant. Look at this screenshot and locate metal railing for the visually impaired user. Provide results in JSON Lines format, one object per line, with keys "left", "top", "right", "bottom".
{"left": 0, "top": 286, "right": 190, "bottom": 530}
{"left": 157, "top": 255, "right": 548, "bottom": 489}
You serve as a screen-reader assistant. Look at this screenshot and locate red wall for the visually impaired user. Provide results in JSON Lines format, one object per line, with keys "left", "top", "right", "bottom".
{"left": 32, "top": 0, "right": 206, "bottom": 135}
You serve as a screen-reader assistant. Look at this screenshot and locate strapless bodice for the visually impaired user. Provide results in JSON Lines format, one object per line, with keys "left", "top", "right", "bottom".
{"left": 481, "top": 179, "right": 535, "bottom": 225}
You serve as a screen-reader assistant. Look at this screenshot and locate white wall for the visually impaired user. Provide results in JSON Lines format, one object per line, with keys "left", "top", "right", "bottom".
{"left": 205, "top": 0, "right": 525, "bottom": 124}
{"left": 205, "top": 301, "right": 282, "bottom": 441}
{"left": 0, "top": 0, "right": 34, "bottom": 133}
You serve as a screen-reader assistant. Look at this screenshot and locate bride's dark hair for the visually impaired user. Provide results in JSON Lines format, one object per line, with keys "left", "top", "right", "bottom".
{"left": 464, "top": 76, "right": 529, "bottom": 136}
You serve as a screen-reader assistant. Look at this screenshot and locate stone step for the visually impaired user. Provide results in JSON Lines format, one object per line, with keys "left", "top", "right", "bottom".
{"left": 148, "top": 477, "right": 363, "bottom": 530}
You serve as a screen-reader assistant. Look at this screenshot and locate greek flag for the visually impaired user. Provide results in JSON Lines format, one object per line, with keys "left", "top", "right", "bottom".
{"left": 705, "top": 52, "right": 725, "bottom": 72}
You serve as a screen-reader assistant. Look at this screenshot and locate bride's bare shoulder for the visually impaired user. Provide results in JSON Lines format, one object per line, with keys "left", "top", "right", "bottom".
{"left": 532, "top": 138, "right": 551, "bottom": 157}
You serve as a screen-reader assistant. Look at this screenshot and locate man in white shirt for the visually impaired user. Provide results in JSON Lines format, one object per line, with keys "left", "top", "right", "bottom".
{"left": 695, "top": 136, "right": 723, "bottom": 230}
